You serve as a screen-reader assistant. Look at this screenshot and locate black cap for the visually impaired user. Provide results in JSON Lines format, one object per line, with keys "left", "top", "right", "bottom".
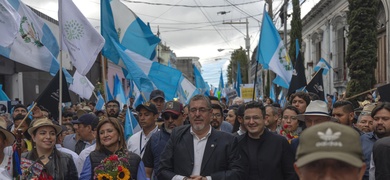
{"left": 136, "top": 102, "right": 158, "bottom": 114}
{"left": 150, "top": 90, "right": 165, "bottom": 100}
{"left": 72, "top": 114, "right": 99, "bottom": 130}
{"left": 13, "top": 104, "right": 27, "bottom": 112}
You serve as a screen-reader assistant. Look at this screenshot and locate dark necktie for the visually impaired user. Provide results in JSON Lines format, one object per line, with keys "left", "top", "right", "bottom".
{"left": 75, "top": 140, "right": 86, "bottom": 154}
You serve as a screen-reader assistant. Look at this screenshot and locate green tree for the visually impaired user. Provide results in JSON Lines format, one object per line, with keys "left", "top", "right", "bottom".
{"left": 227, "top": 47, "right": 249, "bottom": 85}
{"left": 288, "top": 0, "right": 303, "bottom": 65}
{"left": 346, "top": 0, "right": 379, "bottom": 101}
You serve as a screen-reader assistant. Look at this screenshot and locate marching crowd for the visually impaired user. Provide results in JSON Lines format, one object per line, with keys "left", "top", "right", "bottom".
{"left": 0, "top": 89, "right": 388, "bottom": 180}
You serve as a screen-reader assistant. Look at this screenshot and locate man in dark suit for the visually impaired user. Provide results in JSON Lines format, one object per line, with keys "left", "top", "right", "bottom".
{"left": 237, "top": 101, "right": 297, "bottom": 180}
{"left": 157, "top": 94, "right": 245, "bottom": 180}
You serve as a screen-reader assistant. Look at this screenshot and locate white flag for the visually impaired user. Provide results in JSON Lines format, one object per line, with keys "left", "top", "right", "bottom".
{"left": 69, "top": 71, "right": 95, "bottom": 99}
{"left": 59, "top": 0, "right": 104, "bottom": 76}
{"left": 0, "top": 0, "right": 20, "bottom": 47}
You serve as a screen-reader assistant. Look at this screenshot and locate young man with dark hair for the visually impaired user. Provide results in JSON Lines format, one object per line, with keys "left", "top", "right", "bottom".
{"left": 332, "top": 100, "right": 355, "bottom": 126}
{"left": 237, "top": 101, "right": 296, "bottom": 180}
{"left": 127, "top": 102, "right": 159, "bottom": 158}
{"left": 289, "top": 92, "right": 311, "bottom": 114}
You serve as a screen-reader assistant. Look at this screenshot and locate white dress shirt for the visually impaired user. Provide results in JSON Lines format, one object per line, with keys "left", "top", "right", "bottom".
{"left": 127, "top": 126, "right": 159, "bottom": 158}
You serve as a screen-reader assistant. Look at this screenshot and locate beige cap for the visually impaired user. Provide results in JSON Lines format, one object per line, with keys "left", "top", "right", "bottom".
{"left": 296, "top": 122, "right": 364, "bottom": 168}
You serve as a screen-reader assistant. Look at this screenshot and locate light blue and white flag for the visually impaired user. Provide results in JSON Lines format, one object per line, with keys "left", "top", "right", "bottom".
{"left": 101, "top": 0, "right": 160, "bottom": 61}
{"left": 270, "top": 84, "right": 276, "bottom": 102}
{"left": 177, "top": 75, "right": 198, "bottom": 104}
{"left": 0, "top": 0, "right": 60, "bottom": 76}
{"left": 0, "top": 84, "right": 10, "bottom": 101}
{"left": 0, "top": 0, "right": 20, "bottom": 47}
{"left": 124, "top": 108, "right": 141, "bottom": 140}
{"left": 113, "top": 74, "right": 127, "bottom": 109}
{"left": 113, "top": 42, "right": 181, "bottom": 101}
{"left": 105, "top": 82, "right": 114, "bottom": 101}
{"left": 257, "top": 9, "right": 293, "bottom": 88}
{"left": 69, "top": 71, "right": 94, "bottom": 99}
{"left": 193, "top": 65, "right": 207, "bottom": 94}
{"left": 236, "top": 62, "right": 242, "bottom": 97}
{"left": 59, "top": 0, "right": 104, "bottom": 76}
{"left": 219, "top": 69, "right": 224, "bottom": 91}
{"left": 95, "top": 91, "right": 105, "bottom": 111}
{"left": 112, "top": 42, "right": 154, "bottom": 98}
{"left": 314, "top": 58, "right": 332, "bottom": 75}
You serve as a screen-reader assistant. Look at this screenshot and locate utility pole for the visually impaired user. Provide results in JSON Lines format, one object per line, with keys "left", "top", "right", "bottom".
{"left": 223, "top": 19, "right": 251, "bottom": 83}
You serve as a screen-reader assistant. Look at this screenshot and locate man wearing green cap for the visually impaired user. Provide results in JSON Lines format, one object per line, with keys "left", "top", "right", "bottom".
{"left": 294, "top": 121, "right": 366, "bottom": 179}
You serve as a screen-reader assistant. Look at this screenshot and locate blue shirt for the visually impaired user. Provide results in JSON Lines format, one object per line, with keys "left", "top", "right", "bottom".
{"left": 80, "top": 155, "right": 149, "bottom": 180}
{"left": 360, "top": 132, "right": 378, "bottom": 179}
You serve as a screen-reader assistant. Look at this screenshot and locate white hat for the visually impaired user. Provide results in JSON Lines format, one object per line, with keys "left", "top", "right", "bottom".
{"left": 297, "top": 100, "right": 337, "bottom": 121}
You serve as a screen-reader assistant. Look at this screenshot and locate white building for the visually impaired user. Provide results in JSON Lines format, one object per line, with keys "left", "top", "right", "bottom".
{"left": 301, "top": 0, "right": 389, "bottom": 95}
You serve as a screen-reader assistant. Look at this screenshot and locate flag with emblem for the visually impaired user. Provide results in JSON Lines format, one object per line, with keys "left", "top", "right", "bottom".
{"left": 0, "top": 0, "right": 73, "bottom": 81}
{"left": 257, "top": 9, "right": 293, "bottom": 88}
{"left": 69, "top": 71, "right": 95, "bottom": 99}
{"left": 59, "top": 0, "right": 104, "bottom": 76}
{"left": 306, "top": 68, "right": 325, "bottom": 100}
{"left": 288, "top": 39, "right": 307, "bottom": 97}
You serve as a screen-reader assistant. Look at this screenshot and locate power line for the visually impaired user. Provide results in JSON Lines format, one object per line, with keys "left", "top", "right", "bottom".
{"left": 192, "top": 0, "right": 232, "bottom": 47}
{"left": 122, "top": 0, "right": 259, "bottom": 8}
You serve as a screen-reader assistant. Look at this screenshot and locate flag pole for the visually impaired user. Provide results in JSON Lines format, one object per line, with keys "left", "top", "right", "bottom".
{"left": 101, "top": 55, "right": 107, "bottom": 101}
{"left": 15, "top": 102, "right": 37, "bottom": 130}
{"left": 59, "top": 0, "right": 63, "bottom": 125}
{"left": 344, "top": 88, "right": 377, "bottom": 100}
{"left": 252, "top": 61, "right": 259, "bottom": 101}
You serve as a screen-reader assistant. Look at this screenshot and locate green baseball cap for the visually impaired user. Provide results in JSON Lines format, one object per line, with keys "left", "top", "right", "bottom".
{"left": 295, "top": 122, "right": 364, "bottom": 168}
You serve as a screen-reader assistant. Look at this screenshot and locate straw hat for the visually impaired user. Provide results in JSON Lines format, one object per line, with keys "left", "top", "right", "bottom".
{"left": 28, "top": 118, "right": 62, "bottom": 136}
{"left": 0, "top": 117, "right": 15, "bottom": 146}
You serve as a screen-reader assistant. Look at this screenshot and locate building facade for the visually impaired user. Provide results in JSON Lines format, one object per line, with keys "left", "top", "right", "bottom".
{"left": 301, "top": 0, "right": 389, "bottom": 95}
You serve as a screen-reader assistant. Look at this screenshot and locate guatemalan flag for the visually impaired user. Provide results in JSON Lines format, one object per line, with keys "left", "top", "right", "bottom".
{"left": 113, "top": 41, "right": 182, "bottom": 101}
{"left": 0, "top": 0, "right": 20, "bottom": 47}
{"left": 101, "top": 0, "right": 160, "bottom": 62}
{"left": 314, "top": 58, "right": 332, "bottom": 75}
{"left": 0, "top": 0, "right": 73, "bottom": 83}
{"left": 257, "top": 9, "right": 293, "bottom": 89}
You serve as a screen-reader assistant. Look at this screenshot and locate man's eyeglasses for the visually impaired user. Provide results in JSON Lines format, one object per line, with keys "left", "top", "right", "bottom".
{"left": 212, "top": 113, "right": 222, "bottom": 118}
{"left": 189, "top": 108, "right": 210, "bottom": 114}
{"left": 162, "top": 113, "right": 179, "bottom": 120}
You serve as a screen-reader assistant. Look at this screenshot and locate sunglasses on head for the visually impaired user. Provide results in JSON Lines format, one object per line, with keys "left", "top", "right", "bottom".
{"left": 162, "top": 113, "right": 179, "bottom": 120}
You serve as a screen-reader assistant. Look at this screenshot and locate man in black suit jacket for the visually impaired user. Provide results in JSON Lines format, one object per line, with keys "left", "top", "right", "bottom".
{"left": 157, "top": 95, "right": 245, "bottom": 180}
{"left": 237, "top": 101, "right": 297, "bottom": 180}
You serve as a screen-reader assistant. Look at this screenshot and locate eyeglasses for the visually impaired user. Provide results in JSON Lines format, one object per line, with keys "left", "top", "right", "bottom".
{"left": 212, "top": 113, "right": 222, "bottom": 118}
{"left": 189, "top": 107, "right": 210, "bottom": 114}
{"left": 162, "top": 113, "right": 179, "bottom": 120}
{"left": 243, "top": 116, "right": 262, "bottom": 121}
{"left": 282, "top": 116, "right": 298, "bottom": 121}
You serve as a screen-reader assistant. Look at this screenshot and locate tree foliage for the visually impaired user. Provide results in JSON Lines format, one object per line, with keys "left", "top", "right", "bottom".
{"left": 288, "top": 0, "right": 303, "bottom": 65}
{"left": 227, "top": 47, "right": 249, "bottom": 85}
{"left": 346, "top": 0, "right": 379, "bottom": 100}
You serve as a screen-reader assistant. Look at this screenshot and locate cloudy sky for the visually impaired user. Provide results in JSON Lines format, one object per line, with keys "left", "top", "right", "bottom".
{"left": 22, "top": 0, "right": 320, "bottom": 87}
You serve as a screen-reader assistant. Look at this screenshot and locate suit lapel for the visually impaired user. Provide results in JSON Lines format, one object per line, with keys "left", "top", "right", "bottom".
{"left": 184, "top": 128, "right": 194, "bottom": 162}
{"left": 200, "top": 129, "right": 218, "bottom": 172}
